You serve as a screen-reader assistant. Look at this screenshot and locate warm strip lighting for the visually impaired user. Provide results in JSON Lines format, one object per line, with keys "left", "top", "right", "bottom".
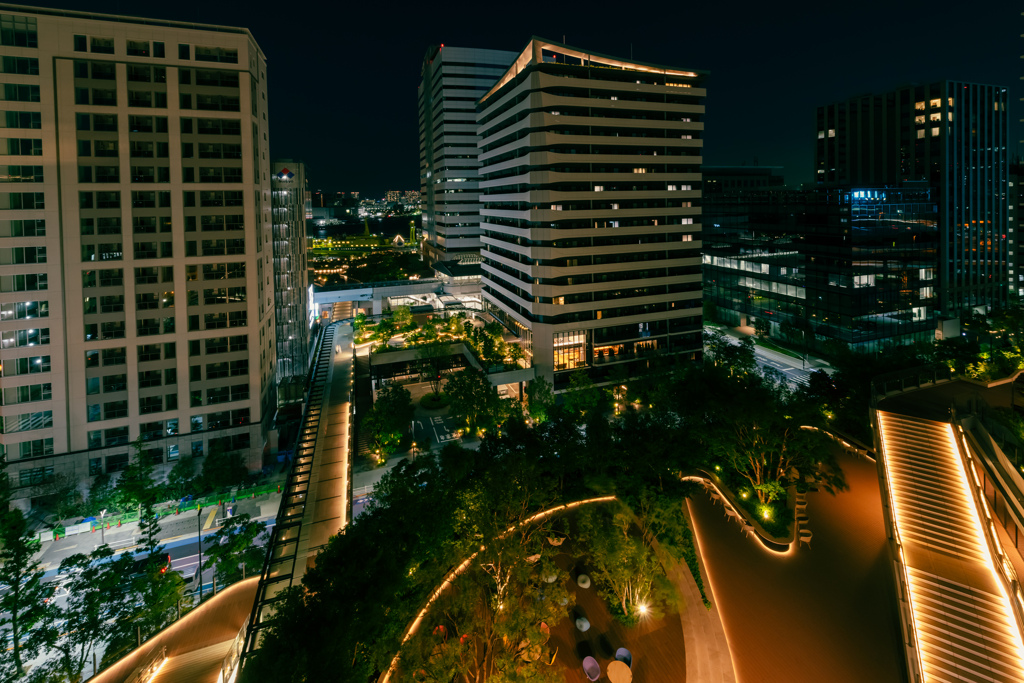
{"left": 379, "top": 495, "right": 617, "bottom": 683}
{"left": 877, "top": 413, "right": 1024, "bottom": 680}
{"left": 680, "top": 475, "right": 794, "bottom": 557}
{"left": 875, "top": 412, "right": 925, "bottom": 679}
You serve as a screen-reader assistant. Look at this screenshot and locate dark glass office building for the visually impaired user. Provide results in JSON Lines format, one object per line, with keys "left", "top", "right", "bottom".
{"left": 704, "top": 187, "right": 939, "bottom": 353}
{"left": 815, "top": 82, "right": 1010, "bottom": 313}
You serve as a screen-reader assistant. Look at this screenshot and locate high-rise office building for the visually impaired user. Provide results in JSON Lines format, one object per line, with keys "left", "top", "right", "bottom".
{"left": 0, "top": 5, "right": 273, "bottom": 509}
{"left": 271, "top": 160, "right": 310, "bottom": 404}
{"left": 816, "top": 82, "right": 1010, "bottom": 313}
{"left": 477, "top": 38, "right": 706, "bottom": 388}
{"left": 704, "top": 186, "right": 939, "bottom": 353}
{"left": 418, "top": 44, "right": 515, "bottom": 265}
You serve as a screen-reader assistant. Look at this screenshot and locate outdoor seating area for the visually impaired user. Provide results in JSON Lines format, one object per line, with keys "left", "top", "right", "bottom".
{"left": 547, "top": 553, "right": 685, "bottom": 683}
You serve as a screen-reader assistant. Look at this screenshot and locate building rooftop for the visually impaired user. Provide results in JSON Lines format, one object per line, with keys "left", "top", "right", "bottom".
{"left": 0, "top": 3, "right": 258, "bottom": 40}
{"left": 481, "top": 36, "right": 708, "bottom": 104}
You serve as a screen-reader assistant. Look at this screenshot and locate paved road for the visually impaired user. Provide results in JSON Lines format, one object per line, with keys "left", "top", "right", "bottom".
{"left": 689, "top": 449, "right": 903, "bottom": 683}
{"left": 708, "top": 325, "right": 831, "bottom": 388}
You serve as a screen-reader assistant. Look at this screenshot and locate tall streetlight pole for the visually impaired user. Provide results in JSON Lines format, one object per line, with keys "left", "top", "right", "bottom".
{"left": 197, "top": 505, "right": 203, "bottom": 602}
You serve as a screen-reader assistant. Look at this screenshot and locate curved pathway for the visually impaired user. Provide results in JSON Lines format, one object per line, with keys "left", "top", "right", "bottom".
{"left": 688, "top": 449, "right": 903, "bottom": 683}
{"left": 92, "top": 577, "right": 258, "bottom": 683}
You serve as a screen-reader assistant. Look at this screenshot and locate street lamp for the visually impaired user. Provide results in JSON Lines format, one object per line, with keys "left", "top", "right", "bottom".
{"left": 99, "top": 509, "right": 106, "bottom": 545}
{"left": 411, "top": 442, "right": 417, "bottom": 461}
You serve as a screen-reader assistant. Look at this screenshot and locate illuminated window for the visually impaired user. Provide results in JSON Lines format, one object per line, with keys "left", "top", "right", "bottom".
{"left": 915, "top": 115, "right": 925, "bottom": 124}
{"left": 920, "top": 286, "right": 934, "bottom": 299}
{"left": 828, "top": 129, "right": 835, "bottom": 137}
{"left": 929, "top": 98, "right": 940, "bottom": 108}
{"left": 817, "top": 130, "right": 824, "bottom": 139}
{"left": 948, "top": 112, "right": 954, "bottom": 122}
{"left": 929, "top": 112, "right": 941, "bottom": 122}
{"left": 632, "top": 168, "right": 646, "bottom": 174}
{"left": 593, "top": 185, "right": 604, "bottom": 192}
{"left": 550, "top": 204, "right": 562, "bottom": 211}
{"left": 915, "top": 101, "right": 925, "bottom": 111}
{"left": 948, "top": 97, "right": 954, "bottom": 107}
{"left": 553, "top": 330, "right": 586, "bottom": 371}
{"left": 611, "top": 203, "right": 619, "bottom": 210}
{"left": 931, "top": 127, "right": 940, "bottom": 137}
{"left": 917, "top": 129, "right": 925, "bottom": 139}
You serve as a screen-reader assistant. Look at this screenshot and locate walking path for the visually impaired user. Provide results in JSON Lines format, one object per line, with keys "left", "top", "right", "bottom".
{"left": 89, "top": 577, "right": 258, "bottom": 683}
{"left": 688, "top": 448, "right": 903, "bottom": 683}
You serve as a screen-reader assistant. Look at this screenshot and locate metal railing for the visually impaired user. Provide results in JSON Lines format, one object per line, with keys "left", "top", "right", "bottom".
{"left": 238, "top": 321, "right": 341, "bottom": 666}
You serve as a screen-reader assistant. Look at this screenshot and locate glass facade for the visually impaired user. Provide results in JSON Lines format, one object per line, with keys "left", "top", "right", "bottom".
{"left": 704, "top": 187, "right": 939, "bottom": 353}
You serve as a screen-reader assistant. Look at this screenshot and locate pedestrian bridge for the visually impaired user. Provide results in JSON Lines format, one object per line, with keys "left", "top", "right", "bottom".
{"left": 313, "top": 279, "right": 442, "bottom": 315}
{"left": 876, "top": 410, "right": 1024, "bottom": 682}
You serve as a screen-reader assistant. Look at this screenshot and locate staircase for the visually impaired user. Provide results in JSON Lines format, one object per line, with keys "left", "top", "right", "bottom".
{"left": 877, "top": 411, "right": 1024, "bottom": 682}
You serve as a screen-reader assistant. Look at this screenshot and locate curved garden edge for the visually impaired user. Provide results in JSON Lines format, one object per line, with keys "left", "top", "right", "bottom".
{"left": 684, "top": 473, "right": 795, "bottom": 553}
{"left": 648, "top": 503, "right": 739, "bottom": 683}
{"left": 378, "top": 495, "right": 617, "bottom": 683}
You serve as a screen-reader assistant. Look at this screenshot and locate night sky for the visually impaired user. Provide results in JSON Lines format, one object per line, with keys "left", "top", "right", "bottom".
{"left": 25, "top": 1, "right": 1021, "bottom": 197}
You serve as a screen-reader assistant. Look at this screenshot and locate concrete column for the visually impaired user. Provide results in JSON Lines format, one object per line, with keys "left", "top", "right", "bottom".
{"left": 372, "top": 297, "right": 382, "bottom": 316}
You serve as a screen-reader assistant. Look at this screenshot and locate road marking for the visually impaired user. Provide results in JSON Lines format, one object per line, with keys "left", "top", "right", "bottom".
{"left": 202, "top": 509, "right": 217, "bottom": 530}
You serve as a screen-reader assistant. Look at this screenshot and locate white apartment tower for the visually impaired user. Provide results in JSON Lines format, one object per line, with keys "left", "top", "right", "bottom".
{"left": 477, "top": 39, "right": 706, "bottom": 388}
{"left": 418, "top": 44, "right": 515, "bottom": 265}
{"left": 0, "top": 5, "right": 274, "bottom": 509}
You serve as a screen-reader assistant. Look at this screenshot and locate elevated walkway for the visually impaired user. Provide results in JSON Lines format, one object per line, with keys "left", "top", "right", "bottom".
{"left": 237, "top": 321, "right": 355, "bottom": 669}
{"left": 876, "top": 411, "right": 1024, "bottom": 682}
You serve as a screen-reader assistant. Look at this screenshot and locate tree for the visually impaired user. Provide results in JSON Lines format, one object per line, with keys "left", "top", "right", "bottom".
{"left": 41, "top": 545, "right": 134, "bottom": 683}
{"left": 445, "top": 367, "right": 497, "bottom": 434}
{"left": 115, "top": 437, "right": 159, "bottom": 514}
{"left": 703, "top": 329, "right": 757, "bottom": 376}
{"left": 30, "top": 472, "right": 82, "bottom": 524}
{"left": 753, "top": 316, "right": 771, "bottom": 339}
{"left": 703, "top": 370, "right": 841, "bottom": 505}
{"left": 416, "top": 340, "right": 451, "bottom": 396}
{"left": 166, "top": 455, "right": 196, "bottom": 499}
{"left": 525, "top": 376, "right": 555, "bottom": 423}
{"left": 506, "top": 343, "right": 526, "bottom": 367}
{"left": 562, "top": 370, "right": 604, "bottom": 418}
{"left": 201, "top": 444, "right": 247, "bottom": 491}
{"left": 0, "top": 457, "right": 57, "bottom": 679}
{"left": 205, "top": 513, "right": 268, "bottom": 586}
{"left": 363, "top": 383, "right": 415, "bottom": 455}
{"left": 391, "top": 305, "right": 413, "bottom": 331}
{"left": 86, "top": 473, "right": 118, "bottom": 516}
{"left": 575, "top": 503, "right": 672, "bottom": 623}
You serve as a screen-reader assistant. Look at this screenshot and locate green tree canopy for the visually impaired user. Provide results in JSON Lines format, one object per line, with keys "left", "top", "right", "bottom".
{"left": 205, "top": 513, "right": 269, "bottom": 585}
{"left": 416, "top": 340, "right": 452, "bottom": 396}
{"left": 364, "top": 383, "right": 415, "bottom": 454}
{"left": 445, "top": 367, "right": 497, "bottom": 434}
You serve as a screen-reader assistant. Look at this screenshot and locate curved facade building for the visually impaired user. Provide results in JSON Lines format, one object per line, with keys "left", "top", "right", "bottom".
{"left": 476, "top": 38, "right": 706, "bottom": 388}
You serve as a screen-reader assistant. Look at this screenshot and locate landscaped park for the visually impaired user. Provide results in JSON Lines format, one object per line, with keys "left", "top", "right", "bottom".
{"left": 242, "top": 311, "right": 1024, "bottom": 683}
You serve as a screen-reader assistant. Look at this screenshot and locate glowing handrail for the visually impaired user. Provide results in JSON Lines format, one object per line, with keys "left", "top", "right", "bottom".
{"left": 874, "top": 412, "right": 926, "bottom": 683}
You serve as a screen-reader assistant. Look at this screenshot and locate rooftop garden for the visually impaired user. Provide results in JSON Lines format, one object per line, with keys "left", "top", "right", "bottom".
{"left": 243, "top": 340, "right": 861, "bottom": 681}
